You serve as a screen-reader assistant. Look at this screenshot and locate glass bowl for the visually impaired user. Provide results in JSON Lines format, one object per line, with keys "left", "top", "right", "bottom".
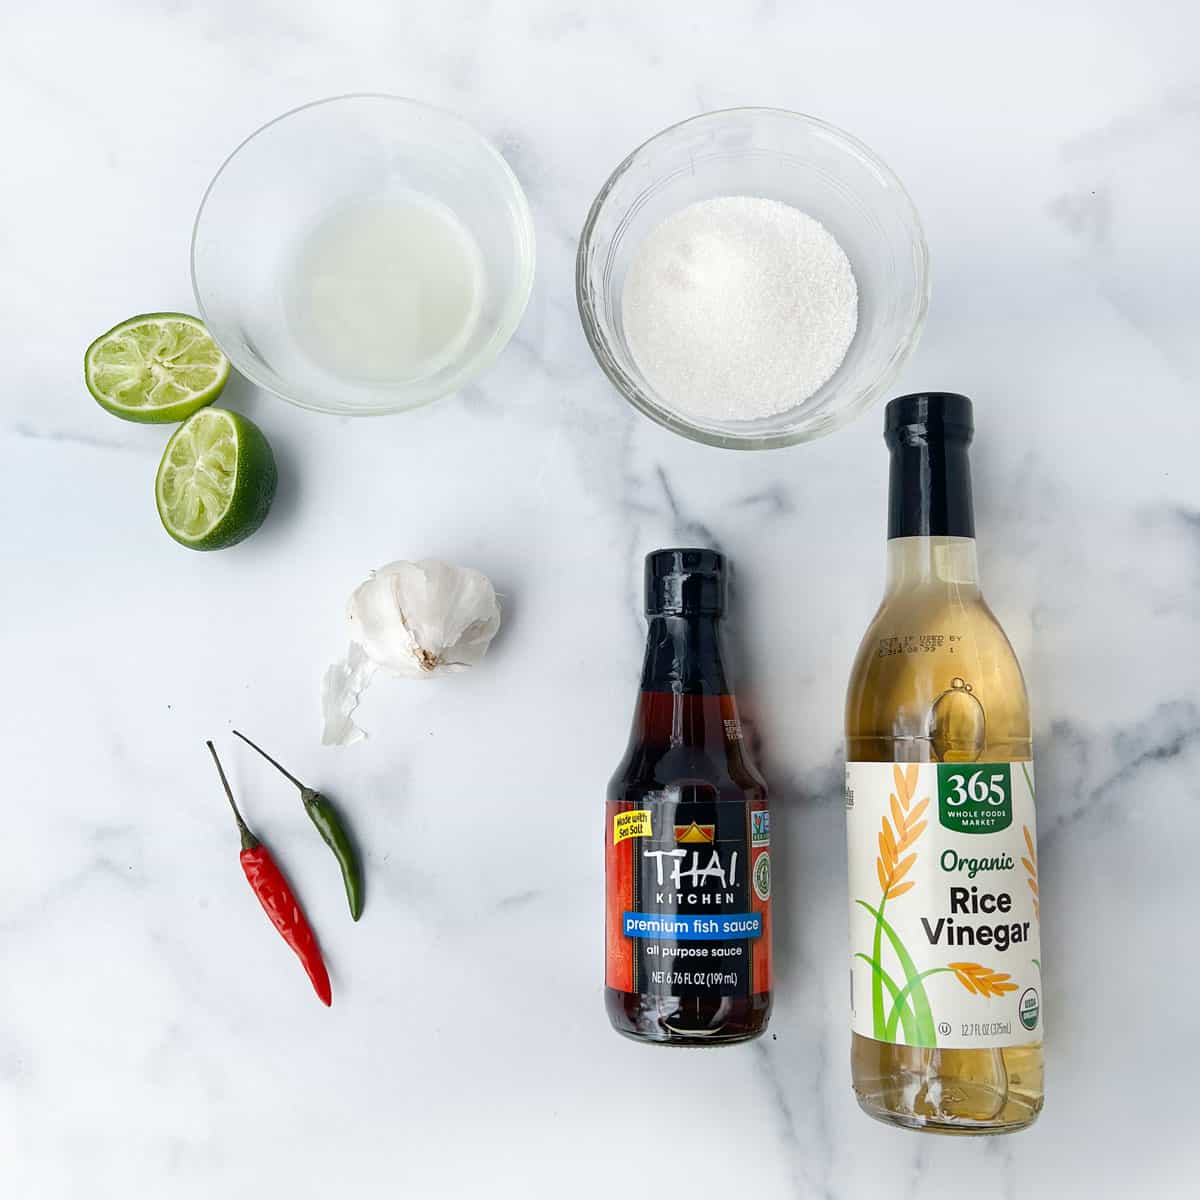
{"left": 576, "top": 108, "right": 929, "bottom": 449}
{"left": 191, "top": 94, "right": 535, "bottom": 416}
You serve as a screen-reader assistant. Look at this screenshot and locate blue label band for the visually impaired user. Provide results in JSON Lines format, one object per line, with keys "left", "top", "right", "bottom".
{"left": 622, "top": 912, "right": 762, "bottom": 940}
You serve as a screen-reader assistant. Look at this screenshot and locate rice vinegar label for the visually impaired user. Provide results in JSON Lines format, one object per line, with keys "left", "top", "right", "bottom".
{"left": 845, "top": 762, "right": 1042, "bottom": 1049}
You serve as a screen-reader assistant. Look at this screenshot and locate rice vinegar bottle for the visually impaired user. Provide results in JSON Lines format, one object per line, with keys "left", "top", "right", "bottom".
{"left": 845, "top": 393, "right": 1044, "bottom": 1133}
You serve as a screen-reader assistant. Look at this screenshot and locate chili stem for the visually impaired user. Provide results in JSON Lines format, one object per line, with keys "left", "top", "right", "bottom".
{"left": 206, "top": 740, "right": 258, "bottom": 851}
{"left": 232, "top": 729, "right": 305, "bottom": 791}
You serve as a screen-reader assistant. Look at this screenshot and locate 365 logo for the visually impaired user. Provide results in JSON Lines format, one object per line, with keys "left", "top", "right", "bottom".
{"left": 937, "top": 763, "right": 1012, "bottom": 834}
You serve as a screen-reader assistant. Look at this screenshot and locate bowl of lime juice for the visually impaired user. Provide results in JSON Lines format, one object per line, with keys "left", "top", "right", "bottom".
{"left": 192, "top": 94, "right": 536, "bottom": 416}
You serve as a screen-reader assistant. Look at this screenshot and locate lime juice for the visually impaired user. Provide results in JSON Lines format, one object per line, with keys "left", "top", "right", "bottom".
{"left": 283, "top": 190, "right": 485, "bottom": 384}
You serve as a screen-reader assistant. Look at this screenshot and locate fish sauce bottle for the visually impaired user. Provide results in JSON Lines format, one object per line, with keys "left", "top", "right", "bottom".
{"left": 605, "top": 549, "right": 772, "bottom": 1044}
{"left": 845, "top": 394, "right": 1044, "bottom": 1132}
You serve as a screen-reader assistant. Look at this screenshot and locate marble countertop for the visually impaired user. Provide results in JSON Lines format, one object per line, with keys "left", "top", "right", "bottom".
{"left": 4, "top": 2, "right": 1198, "bottom": 1196}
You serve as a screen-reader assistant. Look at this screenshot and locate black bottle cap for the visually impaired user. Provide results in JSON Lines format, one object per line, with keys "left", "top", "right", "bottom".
{"left": 885, "top": 392, "right": 974, "bottom": 447}
{"left": 644, "top": 548, "right": 725, "bottom": 617}
{"left": 885, "top": 392, "right": 976, "bottom": 538}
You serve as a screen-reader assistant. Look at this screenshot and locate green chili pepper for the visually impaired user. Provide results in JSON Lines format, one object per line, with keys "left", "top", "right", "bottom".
{"left": 233, "top": 730, "right": 364, "bottom": 921}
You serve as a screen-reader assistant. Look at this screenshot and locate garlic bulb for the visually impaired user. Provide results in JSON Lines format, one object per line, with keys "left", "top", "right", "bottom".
{"left": 321, "top": 559, "right": 501, "bottom": 746}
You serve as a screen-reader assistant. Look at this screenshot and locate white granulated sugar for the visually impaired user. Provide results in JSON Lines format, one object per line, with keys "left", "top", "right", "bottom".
{"left": 621, "top": 196, "right": 858, "bottom": 422}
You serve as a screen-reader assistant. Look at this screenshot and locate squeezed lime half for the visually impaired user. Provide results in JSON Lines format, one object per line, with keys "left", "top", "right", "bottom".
{"left": 85, "top": 313, "right": 230, "bottom": 423}
{"left": 155, "top": 408, "right": 277, "bottom": 551}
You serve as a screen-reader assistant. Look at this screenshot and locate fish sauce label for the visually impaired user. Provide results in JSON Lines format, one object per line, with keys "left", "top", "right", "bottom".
{"left": 606, "top": 797, "right": 771, "bottom": 998}
{"left": 846, "top": 762, "right": 1043, "bottom": 1050}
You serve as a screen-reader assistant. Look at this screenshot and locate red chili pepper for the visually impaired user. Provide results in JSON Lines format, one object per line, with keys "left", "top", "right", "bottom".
{"left": 207, "top": 741, "right": 332, "bottom": 1007}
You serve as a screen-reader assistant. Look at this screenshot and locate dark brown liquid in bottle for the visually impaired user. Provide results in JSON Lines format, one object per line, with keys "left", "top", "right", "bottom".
{"left": 606, "top": 612, "right": 772, "bottom": 1044}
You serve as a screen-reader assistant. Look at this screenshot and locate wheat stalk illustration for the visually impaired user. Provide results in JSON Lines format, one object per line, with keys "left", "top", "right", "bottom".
{"left": 1021, "top": 824, "right": 1040, "bottom": 920}
{"left": 854, "top": 765, "right": 938, "bottom": 1045}
{"left": 876, "top": 763, "right": 929, "bottom": 900}
{"left": 948, "top": 962, "right": 1019, "bottom": 998}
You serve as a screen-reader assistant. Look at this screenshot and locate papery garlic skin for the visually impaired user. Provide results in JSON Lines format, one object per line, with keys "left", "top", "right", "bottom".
{"left": 321, "top": 642, "right": 375, "bottom": 747}
{"left": 322, "top": 559, "right": 501, "bottom": 745}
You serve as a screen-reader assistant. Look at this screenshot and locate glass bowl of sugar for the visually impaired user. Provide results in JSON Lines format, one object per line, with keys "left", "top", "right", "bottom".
{"left": 192, "top": 95, "right": 535, "bottom": 416}
{"left": 576, "top": 108, "right": 929, "bottom": 449}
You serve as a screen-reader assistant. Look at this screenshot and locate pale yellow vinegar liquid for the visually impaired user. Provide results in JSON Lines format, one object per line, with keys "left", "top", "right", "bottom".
{"left": 284, "top": 191, "right": 484, "bottom": 383}
{"left": 845, "top": 536, "right": 1044, "bottom": 1134}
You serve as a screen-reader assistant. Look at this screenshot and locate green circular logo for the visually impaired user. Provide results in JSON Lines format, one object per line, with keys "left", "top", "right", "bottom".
{"left": 1019, "top": 987, "right": 1040, "bottom": 1031}
{"left": 753, "top": 852, "right": 771, "bottom": 902}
